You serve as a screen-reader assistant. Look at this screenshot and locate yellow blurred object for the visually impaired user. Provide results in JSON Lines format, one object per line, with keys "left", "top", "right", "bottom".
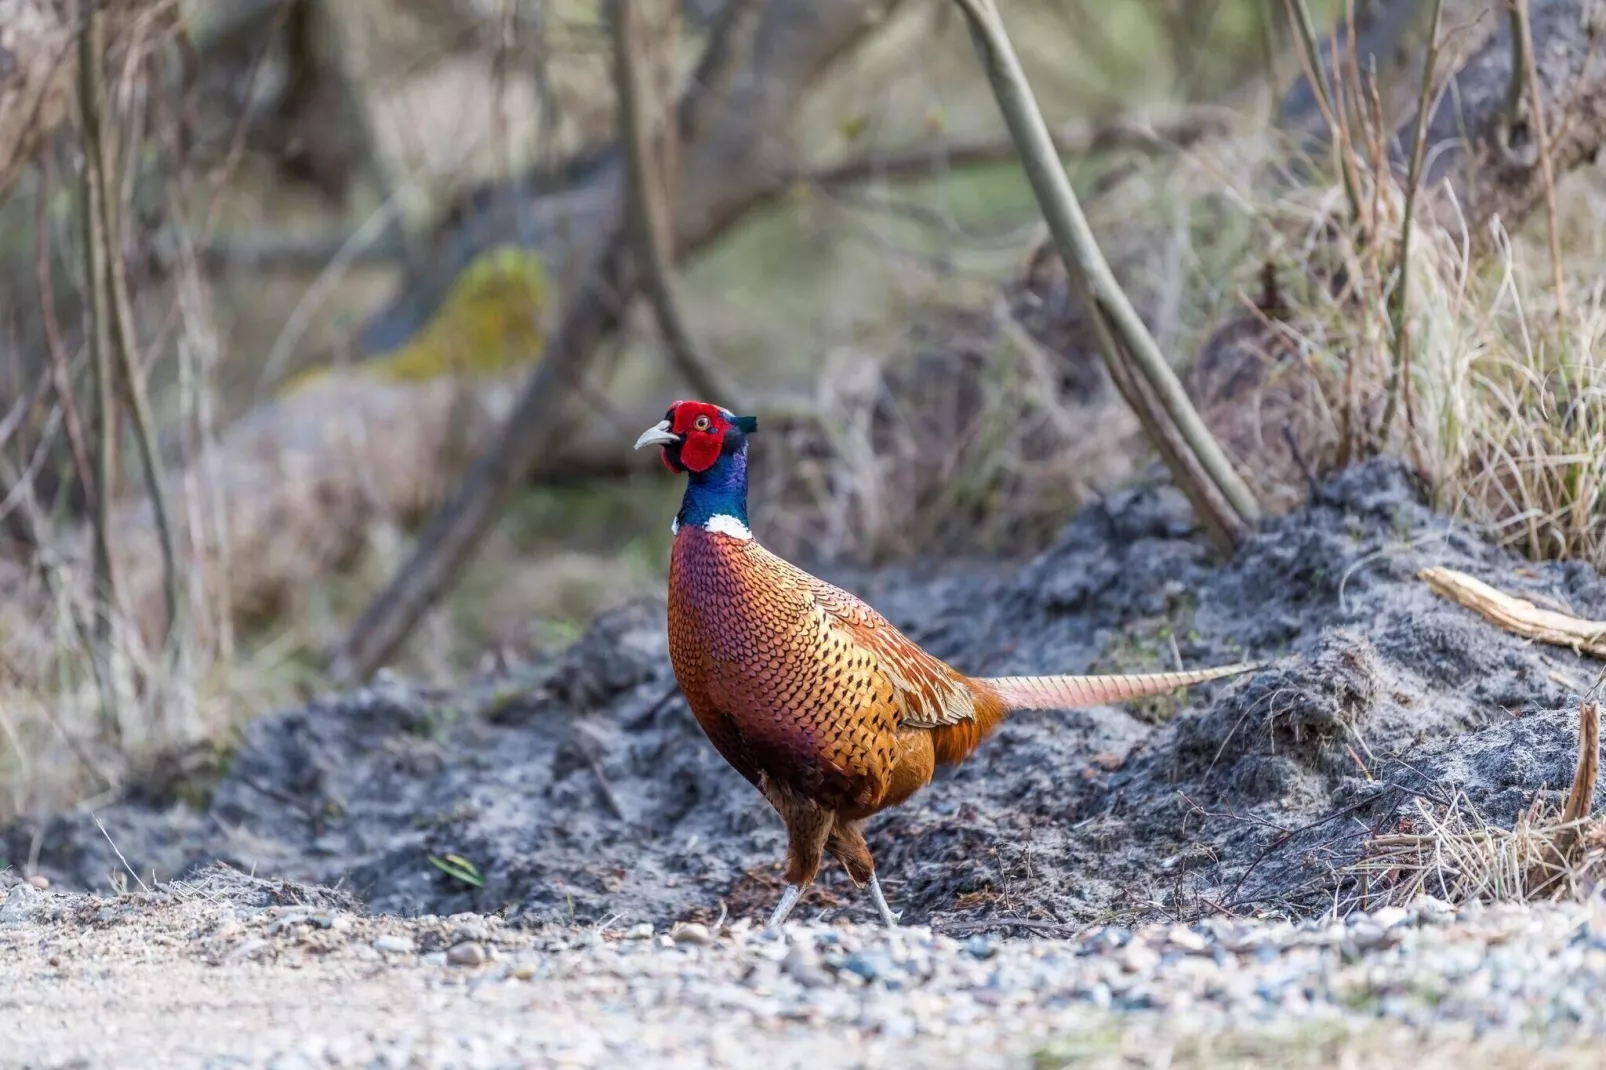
{"left": 836, "top": 114, "right": 869, "bottom": 142}
{"left": 278, "top": 246, "right": 550, "bottom": 395}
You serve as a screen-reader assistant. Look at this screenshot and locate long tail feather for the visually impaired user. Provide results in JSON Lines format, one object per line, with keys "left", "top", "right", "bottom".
{"left": 980, "top": 661, "right": 1262, "bottom": 711}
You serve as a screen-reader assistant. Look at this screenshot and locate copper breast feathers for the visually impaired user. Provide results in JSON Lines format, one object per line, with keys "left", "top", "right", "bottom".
{"left": 666, "top": 528, "right": 981, "bottom": 808}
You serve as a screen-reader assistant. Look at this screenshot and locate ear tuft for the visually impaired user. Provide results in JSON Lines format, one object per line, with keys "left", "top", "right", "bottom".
{"left": 733, "top": 415, "right": 758, "bottom": 434}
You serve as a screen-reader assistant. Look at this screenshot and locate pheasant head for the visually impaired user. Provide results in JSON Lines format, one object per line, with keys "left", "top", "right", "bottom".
{"left": 634, "top": 400, "right": 760, "bottom": 537}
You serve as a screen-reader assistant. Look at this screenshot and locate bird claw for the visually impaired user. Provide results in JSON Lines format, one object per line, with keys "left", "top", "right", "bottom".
{"left": 869, "top": 873, "right": 900, "bottom": 929}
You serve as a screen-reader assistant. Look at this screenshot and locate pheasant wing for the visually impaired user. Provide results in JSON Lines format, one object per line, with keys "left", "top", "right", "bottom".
{"left": 792, "top": 563, "right": 979, "bottom": 729}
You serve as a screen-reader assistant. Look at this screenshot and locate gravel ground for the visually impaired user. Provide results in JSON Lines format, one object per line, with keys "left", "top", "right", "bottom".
{"left": 6, "top": 869, "right": 1606, "bottom": 1069}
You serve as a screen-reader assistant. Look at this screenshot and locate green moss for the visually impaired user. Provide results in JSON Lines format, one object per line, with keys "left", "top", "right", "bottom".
{"left": 280, "top": 245, "right": 550, "bottom": 394}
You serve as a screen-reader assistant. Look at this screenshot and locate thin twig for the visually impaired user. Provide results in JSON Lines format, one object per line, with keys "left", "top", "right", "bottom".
{"left": 33, "top": 157, "right": 95, "bottom": 501}
{"left": 1282, "top": 0, "right": 1363, "bottom": 222}
{"left": 0, "top": 407, "right": 64, "bottom": 527}
{"left": 0, "top": 364, "right": 53, "bottom": 461}
{"left": 1379, "top": 0, "right": 1446, "bottom": 450}
{"left": 587, "top": 756, "right": 630, "bottom": 824}
{"left": 95, "top": 34, "right": 182, "bottom": 655}
{"left": 78, "top": 0, "right": 122, "bottom": 736}
{"left": 610, "top": 0, "right": 743, "bottom": 409}
{"left": 93, "top": 811, "right": 151, "bottom": 894}
{"left": 1513, "top": 0, "right": 1570, "bottom": 320}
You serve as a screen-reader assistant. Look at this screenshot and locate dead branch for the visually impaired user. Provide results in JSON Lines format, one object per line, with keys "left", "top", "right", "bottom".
{"left": 77, "top": 0, "right": 121, "bottom": 731}
{"left": 330, "top": 0, "right": 907, "bottom": 682}
{"left": 1419, "top": 565, "right": 1606, "bottom": 658}
{"left": 610, "top": 0, "right": 743, "bottom": 410}
{"left": 950, "top": 0, "right": 1261, "bottom": 550}
{"left": 200, "top": 105, "right": 1235, "bottom": 277}
{"left": 0, "top": 0, "right": 169, "bottom": 202}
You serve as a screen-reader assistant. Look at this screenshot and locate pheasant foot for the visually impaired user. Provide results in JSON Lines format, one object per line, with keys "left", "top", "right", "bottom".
{"left": 869, "top": 874, "right": 900, "bottom": 928}
{"left": 765, "top": 884, "right": 803, "bottom": 931}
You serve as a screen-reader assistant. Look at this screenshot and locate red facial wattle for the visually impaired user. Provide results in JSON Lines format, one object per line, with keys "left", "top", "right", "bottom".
{"left": 667, "top": 401, "right": 730, "bottom": 473}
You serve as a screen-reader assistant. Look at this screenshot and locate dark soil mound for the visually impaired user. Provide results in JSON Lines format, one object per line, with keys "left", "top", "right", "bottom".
{"left": 7, "top": 460, "right": 1601, "bottom": 929}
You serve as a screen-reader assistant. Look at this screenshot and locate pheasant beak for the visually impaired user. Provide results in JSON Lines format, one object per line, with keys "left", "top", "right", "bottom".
{"left": 634, "top": 420, "right": 679, "bottom": 450}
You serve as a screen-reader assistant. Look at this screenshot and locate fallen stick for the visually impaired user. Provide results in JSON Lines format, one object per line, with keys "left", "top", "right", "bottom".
{"left": 1418, "top": 566, "right": 1606, "bottom": 659}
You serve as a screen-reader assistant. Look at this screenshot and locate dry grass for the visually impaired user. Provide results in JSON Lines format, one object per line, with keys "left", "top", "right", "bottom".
{"left": 1348, "top": 700, "right": 1605, "bottom": 909}
{"left": 1347, "top": 788, "right": 1606, "bottom": 909}
{"left": 748, "top": 295, "right": 1143, "bottom": 564}
{"left": 1188, "top": 37, "right": 1606, "bottom": 569}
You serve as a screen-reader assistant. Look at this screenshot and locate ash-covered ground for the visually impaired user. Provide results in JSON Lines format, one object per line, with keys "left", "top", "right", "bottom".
{"left": 7, "top": 459, "right": 1602, "bottom": 930}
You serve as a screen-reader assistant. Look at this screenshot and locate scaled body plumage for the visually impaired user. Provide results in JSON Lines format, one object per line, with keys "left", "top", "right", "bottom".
{"left": 636, "top": 400, "right": 1260, "bottom": 929}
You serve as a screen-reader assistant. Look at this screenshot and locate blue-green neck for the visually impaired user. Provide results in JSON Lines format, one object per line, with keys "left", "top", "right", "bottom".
{"left": 677, "top": 448, "right": 749, "bottom": 531}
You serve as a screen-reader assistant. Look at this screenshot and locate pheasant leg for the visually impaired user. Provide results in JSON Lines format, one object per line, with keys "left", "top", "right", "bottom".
{"left": 762, "top": 782, "right": 831, "bottom": 932}
{"left": 765, "top": 883, "right": 803, "bottom": 930}
{"left": 868, "top": 873, "right": 900, "bottom": 928}
{"left": 825, "top": 820, "right": 899, "bottom": 928}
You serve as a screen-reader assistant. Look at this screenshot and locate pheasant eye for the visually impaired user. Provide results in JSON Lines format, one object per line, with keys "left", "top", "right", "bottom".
{"left": 694, "top": 415, "right": 711, "bottom": 431}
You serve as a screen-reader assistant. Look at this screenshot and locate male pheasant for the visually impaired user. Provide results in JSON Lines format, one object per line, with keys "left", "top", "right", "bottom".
{"left": 635, "top": 400, "right": 1260, "bottom": 930}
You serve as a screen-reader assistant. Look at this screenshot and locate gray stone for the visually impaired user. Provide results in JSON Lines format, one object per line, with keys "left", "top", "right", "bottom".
{"left": 447, "top": 942, "right": 487, "bottom": 967}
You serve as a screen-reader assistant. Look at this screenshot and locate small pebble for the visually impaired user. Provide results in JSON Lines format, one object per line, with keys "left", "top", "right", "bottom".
{"left": 447, "top": 942, "right": 487, "bottom": 967}
{"left": 841, "top": 951, "right": 882, "bottom": 983}
{"left": 373, "top": 935, "right": 414, "bottom": 955}
{"left": 782, "top": 945, "right": 832, "bottom": 989}
{"left": 626, "top": 922, "right": 654, "bottom": 940}
{"left": 1168, "top": 927, "right": 1208, "bottom": 953}
{"left": 1414, "top": 894, "right": 1455, "bottom": 926}
{"left": 964, "top": 935, "right": 997, "bottom": 960}
{"left": 674, "top": 923, "right": 713, "bottom": 945}
{"left": 1372, "top": 906, "right": 1409, "bottom": 929}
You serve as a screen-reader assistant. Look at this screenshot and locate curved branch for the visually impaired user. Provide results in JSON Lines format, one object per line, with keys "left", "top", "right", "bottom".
{"left": 611, "top": 0, "right": 744, "bottom": 410}
{"left": 951, "top": 0, "right": 1261, "bottom": 544}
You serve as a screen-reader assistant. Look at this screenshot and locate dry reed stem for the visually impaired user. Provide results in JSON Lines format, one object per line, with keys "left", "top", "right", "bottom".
{"left": 1554, "top": 699, "right": 1600, "bottom": 860}
{"left": 1512, "top": 0, "right": 1570, "bottom": 321}
{"left": 1379, "top": 0, "right": 1446, "bottom": 451}
{"left": 1419, "top": 565, "right": 1606, "bottom": 659}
